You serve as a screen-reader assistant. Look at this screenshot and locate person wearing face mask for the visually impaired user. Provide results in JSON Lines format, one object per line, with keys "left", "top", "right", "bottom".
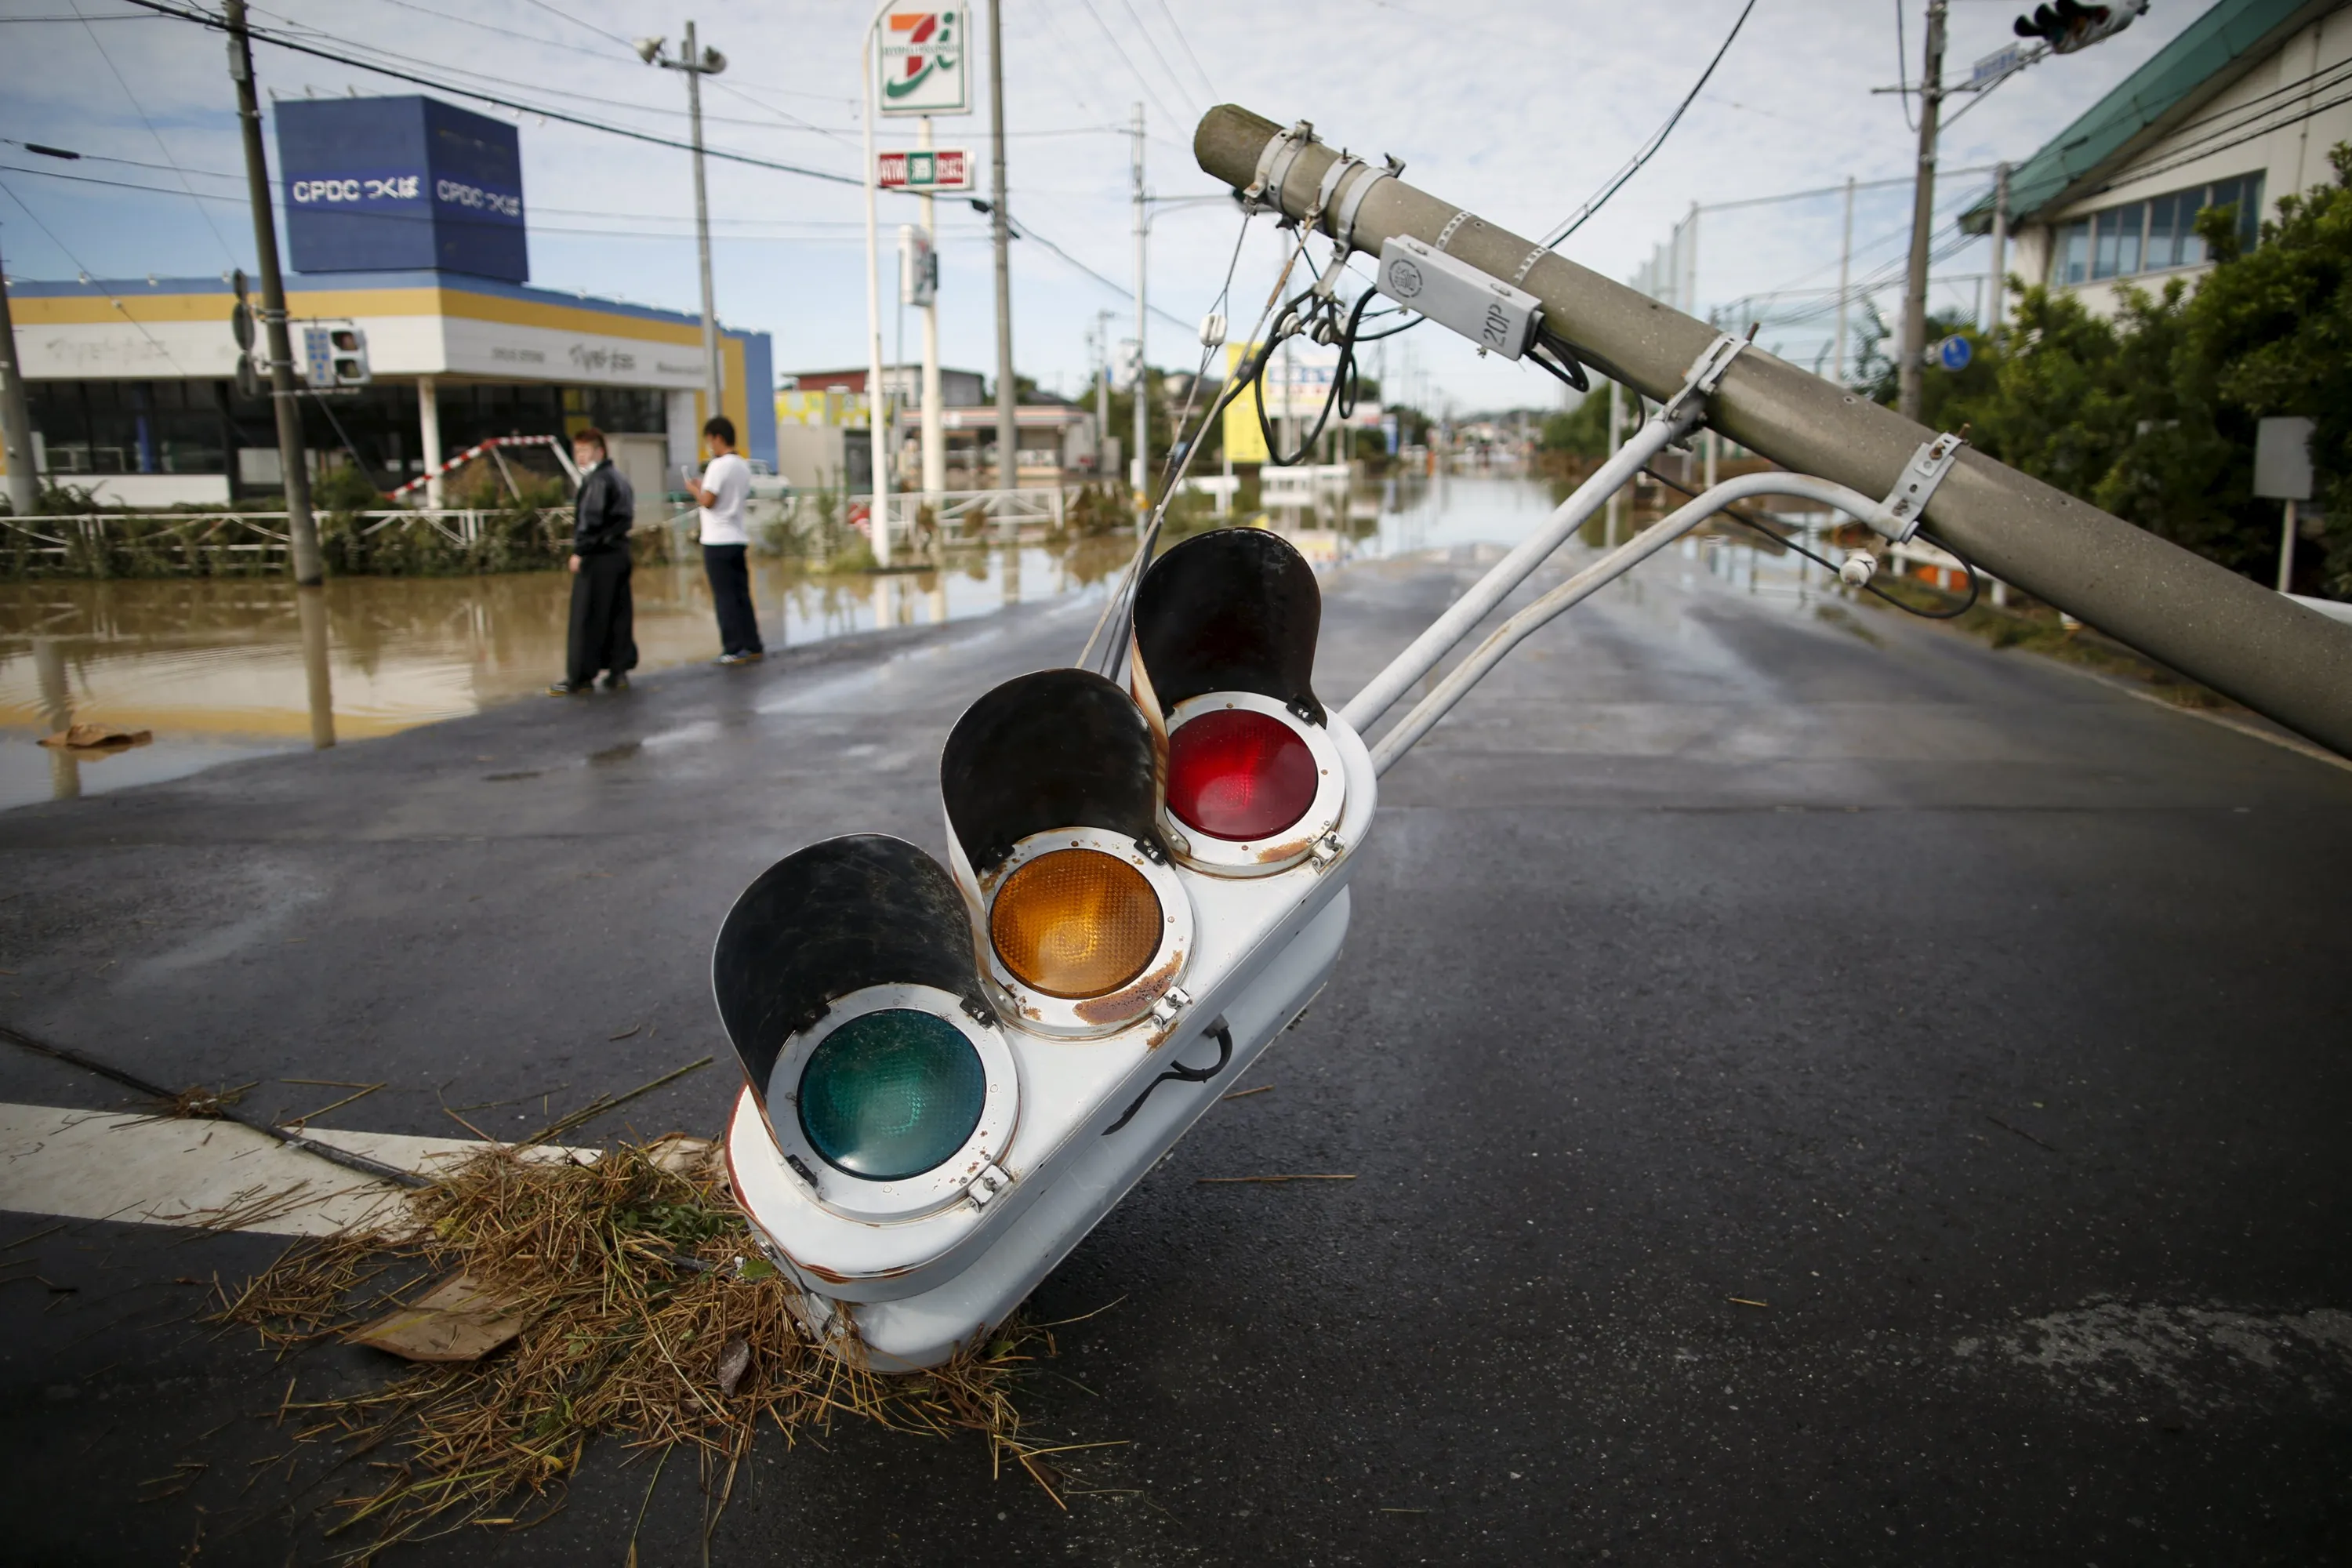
{"left": 548, "top": 426, "right": 638, "bottom": 695}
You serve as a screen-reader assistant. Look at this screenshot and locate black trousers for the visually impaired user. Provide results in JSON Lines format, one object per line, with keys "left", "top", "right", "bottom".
{"left": 702, "top": 543, "right": 764, "bottom": 655}
{"left": 565, "top": 550, "right": 637, "bottom": 686}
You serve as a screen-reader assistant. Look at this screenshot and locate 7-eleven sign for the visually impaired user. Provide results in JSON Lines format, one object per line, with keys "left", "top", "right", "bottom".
{"left": 877, "top": 8, "right": 971, "bottom": 117}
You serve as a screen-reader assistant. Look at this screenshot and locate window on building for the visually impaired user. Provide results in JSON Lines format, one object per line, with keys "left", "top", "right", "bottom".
{"left": 24, "top": 379, "right": 230, "bottom": 477}
{"left": 2056, "top": 172, "right": 2266, "bottom": 285}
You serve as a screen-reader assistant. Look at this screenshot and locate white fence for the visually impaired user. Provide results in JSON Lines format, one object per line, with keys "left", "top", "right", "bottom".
{"left": 1, "top": 508, "right": 575, "bottom": 569}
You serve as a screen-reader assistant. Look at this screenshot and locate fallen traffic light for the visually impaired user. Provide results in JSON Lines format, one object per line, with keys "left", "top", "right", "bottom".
{"left": 717, "top": 528, "right": 1377, "bottom": 1369}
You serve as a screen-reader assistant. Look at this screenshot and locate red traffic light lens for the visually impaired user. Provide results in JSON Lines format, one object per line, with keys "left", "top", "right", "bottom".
{"left": 1166, "top": 709, "right": 1317, "bottom": 843}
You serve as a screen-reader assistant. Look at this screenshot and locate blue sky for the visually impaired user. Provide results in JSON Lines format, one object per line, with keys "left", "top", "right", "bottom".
{"left": 0, "top": 0, "right": 2201, "bottom": 414}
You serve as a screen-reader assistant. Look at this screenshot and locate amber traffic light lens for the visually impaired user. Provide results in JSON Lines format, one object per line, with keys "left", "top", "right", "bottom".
{"left": 989, "top": 848, "right": 1163, "bottom": 998}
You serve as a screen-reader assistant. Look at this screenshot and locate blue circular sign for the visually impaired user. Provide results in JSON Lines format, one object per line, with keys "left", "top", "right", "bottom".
{"left": 1936, "top": 334, "right": 1973, "bottom": 372}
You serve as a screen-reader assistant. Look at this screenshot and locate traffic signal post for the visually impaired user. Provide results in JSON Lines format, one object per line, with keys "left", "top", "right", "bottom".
{"left": 1193, "top": 107, "right": 2352, "bottom": 760}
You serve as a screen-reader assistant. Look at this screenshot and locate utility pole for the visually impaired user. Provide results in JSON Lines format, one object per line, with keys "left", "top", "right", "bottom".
{"left": 1833, "top": 175, "right": 1855, "bottom": 384}
{"left": 1987, "top": 161, "right": 2011, "bottom": 334}
{"left": 0, "top": 240, "right": 38, "bottom": 519}
{"left": 1131, "top": 103, "right": 1149, "bottom": 508}
{"left": 986, "top": 0, "right": 1016, "bottom": 494}
{"left": 224, "top": 0, "right": 321, "bottom": 586}
{"left": 1899, "top": 0, "right": 1947, "bottom": 423}
{"left": 1093, "top": 307, "right": 1112, "bottom": 474}
{"left": 918, "top": 117, "right": 944, "bottom": 503}
{"left": 643, "top": 24, "right": 728, "bottom": 448}
{"left": 855, "top": 5, "right": 895, "bottom": 564}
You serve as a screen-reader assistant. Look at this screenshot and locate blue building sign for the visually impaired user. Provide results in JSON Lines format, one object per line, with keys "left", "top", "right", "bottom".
{"left": 277, "top": 96, "right": 528, "bottom": 282}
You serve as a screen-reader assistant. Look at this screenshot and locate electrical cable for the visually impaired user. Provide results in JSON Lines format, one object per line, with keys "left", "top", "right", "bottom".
{"left": 0, "top": 1021, "right": 431, "bottom": 1190}
{"left": 1639, "top": 464, "right": 1983, "bottom": 618}
{"left": 1894, "top": 0, "right": 1918, "bottom": 133}
{"left": 1102, "top": 1019, "right": 1232, "bottom": 1135}
{"left": 1541, "top": 0, "right": 1759, "bottom": 247}
{"left": 1075, "top": 0, "right": 1179, "bottom": 124}
{"left": 73, "top": 0, "right": 242, "bottom": 267}
{"left": 118, "top": 0, "right": 868, "bottom": 188}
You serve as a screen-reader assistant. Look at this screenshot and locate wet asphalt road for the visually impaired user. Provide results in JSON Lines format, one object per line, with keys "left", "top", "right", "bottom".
{"left": 2, "top": 542, "right": 2349, "bottom": 1565}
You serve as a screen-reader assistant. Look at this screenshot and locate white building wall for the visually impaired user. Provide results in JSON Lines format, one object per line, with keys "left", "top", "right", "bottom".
{"left": 2028, "top": 10, "right": 2352, "bottom": 312}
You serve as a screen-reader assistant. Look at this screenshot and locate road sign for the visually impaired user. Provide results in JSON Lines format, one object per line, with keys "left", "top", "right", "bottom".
{"left": 230, "top": 300, "right": 255, "bottom": 353}
{"left": 877, "top": 7, "right": 969, "bottom": 117}
{"left": 877, "top": 147, "right": 972, "bottom": 193}
{"left": 2254, "top": 416, "right": 2314, "bottom": 501}
{"left": 899, "top": 224, "right": 937, "bottom": 307}
{"left": 1970, "top": 41, "right": 2031, "bottom": 88}
{"left": 234, "top": 352, "right": 261, "bottom": 401}
{"left": 1936, "top": 334, "right": 1973, "bottom": 372}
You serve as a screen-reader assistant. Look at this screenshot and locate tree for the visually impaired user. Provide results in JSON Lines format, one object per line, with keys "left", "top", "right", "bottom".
{"left": 1539, "top": 384, "right": 1617, "bottom": 458}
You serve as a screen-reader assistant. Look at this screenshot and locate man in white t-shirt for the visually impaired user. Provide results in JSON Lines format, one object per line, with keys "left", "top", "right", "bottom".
{"left": 693, "top": 415, "right": 764, "bottom": 666}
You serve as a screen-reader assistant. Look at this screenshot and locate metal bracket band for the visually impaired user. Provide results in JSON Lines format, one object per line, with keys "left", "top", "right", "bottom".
{"left": 1250, "top": 121, "right": 1316, "bottom": 216}
{"left": 1659, "top": 332, "right": 1749, "bottom": 433}
{"left": 1307, "top": 154, "right": 1367, "bottom": 298}
{"left": 1330, "top": 162, "right": 1394, "bottom": 257}
{"left": 1509, "top": 244, "right": 1552, "bottom": 287}
{"left": 1433, "top": 209, "right": 1473, "bottom": 252}
{"left": 1878, "top": 430, "right": 1966, "bottom": 543}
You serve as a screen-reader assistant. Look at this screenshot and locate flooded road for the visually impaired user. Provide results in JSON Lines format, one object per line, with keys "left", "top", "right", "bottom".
{"left": 0, "top": 473, "right": 1568, "bottom": 811}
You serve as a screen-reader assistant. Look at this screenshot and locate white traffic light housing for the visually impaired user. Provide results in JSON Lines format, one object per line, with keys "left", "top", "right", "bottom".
{"left": 717, "top": 528, "right": 1377, "bottom": 1370}
{"left": 1131, "top": 528, "right": 1347, "bottom": 876}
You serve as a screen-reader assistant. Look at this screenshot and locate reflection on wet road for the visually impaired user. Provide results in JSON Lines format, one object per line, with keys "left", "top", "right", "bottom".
{"left": 0, "top": 473, "right": 1570, "bottom": 811}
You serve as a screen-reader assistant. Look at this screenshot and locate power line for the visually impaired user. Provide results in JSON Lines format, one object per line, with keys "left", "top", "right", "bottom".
{"left": 1148, "top": 0, "right": 1217, "bottom": 100}
{"left": 118, "top": 0, "right": 869, "bottom": 187}
{"left": 1115, "top": 0, "right": 1201, "bottom": 117}
{"left": 0, "top": 175, "right": 198, "bottom": 376}
{"left": 1541, "top": 0, "right": 1759, "bottom": 246}
{"left": 72, "top": 0, "right": 242, "bottom": 267}
{"left": 1074, "top": 0, "right": 1178, "bottom": 125}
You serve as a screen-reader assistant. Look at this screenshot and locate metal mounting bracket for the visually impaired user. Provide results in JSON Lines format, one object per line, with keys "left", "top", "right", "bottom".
{"left": 1247, "top": 121, "right": 1316, "bottom": 215}
{"left": 963, "top": 1160, "right": 1011, "bottom": 1210}
{"left": 1330, "top": 158, "right": 1395, "bottom": 258}
{"left": 1308, "top": 831, "right": 1345, "bottom": 870}
{"left": 1309, "top": 154, "right": 1368, "bottom": 297}
{"left": 1147, "top": 985, "right": 1194, "bottom": 1030}
{"left": 1879, "top": 430, "right": 1967, "bottom": 543}
{"left": 1659, "top": 332, "right": 1749, "bottom": 434}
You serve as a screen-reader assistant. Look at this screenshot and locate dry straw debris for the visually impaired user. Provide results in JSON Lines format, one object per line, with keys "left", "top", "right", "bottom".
{"left": 216, "top": 1138, "right": 1091, "bottom": 1557}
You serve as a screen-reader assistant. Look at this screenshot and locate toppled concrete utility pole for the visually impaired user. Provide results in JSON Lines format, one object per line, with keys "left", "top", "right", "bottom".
{"left": 1192, "top": 105, "right": 2352, "bottom": 760}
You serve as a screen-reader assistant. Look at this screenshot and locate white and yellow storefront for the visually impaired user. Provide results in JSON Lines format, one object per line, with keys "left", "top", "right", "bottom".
{"left": 3, "top": 270, "right": 773, "bottom": 508}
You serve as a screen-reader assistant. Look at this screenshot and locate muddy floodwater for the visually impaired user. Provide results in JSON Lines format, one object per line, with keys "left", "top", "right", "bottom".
{"left": 1, "top": 472, "right": 1567, "bottom": 811}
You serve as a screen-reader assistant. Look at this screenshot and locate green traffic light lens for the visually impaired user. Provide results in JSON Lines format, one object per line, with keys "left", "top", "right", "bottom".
{"left": 796, "top": 1008, "right": 986, "bottom": 1182}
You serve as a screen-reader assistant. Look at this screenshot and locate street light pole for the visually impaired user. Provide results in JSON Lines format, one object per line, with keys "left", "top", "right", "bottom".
{"left": 1898, "top": 0, "right": 1947, "bottom": 423}
{"left": 223, "top": 0, "right": 321, "bottom": 586}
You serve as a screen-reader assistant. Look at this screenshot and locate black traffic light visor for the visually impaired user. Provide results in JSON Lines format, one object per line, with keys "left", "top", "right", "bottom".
{"left": 1133, "top": 527, "right": 1324, "bottom": 725}
{"left": 941, "top": 667, "right": 1162, "bottom": 876}
{"left": 712, "top": 833, "right": 984, "bottom": 1100}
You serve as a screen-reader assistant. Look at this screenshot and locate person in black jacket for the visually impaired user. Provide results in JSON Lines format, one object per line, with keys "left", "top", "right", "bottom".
{"left": 550, "top": 427, "right": 638, "bottom": 695}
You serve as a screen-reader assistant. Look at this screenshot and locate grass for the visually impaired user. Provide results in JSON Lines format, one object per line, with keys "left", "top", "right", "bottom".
{"left": 215, "top": 1139, "right": 1084, "bottom": 1559}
